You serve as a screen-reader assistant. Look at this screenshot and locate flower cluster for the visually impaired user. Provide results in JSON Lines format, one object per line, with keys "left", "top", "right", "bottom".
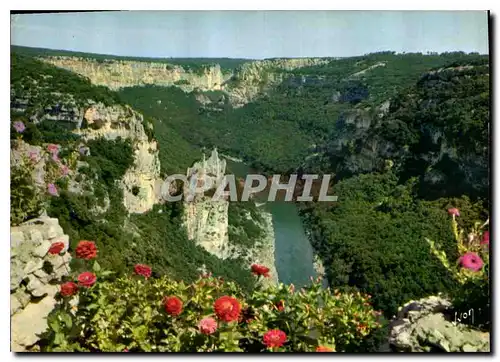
{"left": 427, "top": 208, "right": 489, "bottom": 285}
{"left": 56, "top": 240, "right": 99, "bottom": 297}
{"left": 45, "top": 237, "right": 382, "bottom": 353}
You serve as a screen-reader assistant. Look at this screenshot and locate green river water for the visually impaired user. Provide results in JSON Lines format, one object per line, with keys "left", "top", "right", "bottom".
{"left": 226, "top": 159, "right": 319, "bottom": 288}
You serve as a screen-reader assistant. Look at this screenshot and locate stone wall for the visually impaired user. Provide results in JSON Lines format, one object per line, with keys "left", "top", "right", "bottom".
{"left": 10, "top": 216, "right": 71, "bottom": 352}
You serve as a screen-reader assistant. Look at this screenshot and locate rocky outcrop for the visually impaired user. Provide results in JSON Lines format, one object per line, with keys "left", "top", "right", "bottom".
{"left": 183, "top": 149, "right": 229, "bottom": 258}
{"left": 183, "top": 149, "right": 278, "bottom": 287}
{"left": 243, "top": 211, "right": 279, "bottom": 288}
{"left": 76, "top": 102, "right": 162, "bottom": 213}
{"left": 387, "top": 295, "right": 490, "bottom": 352}
{"left": 39, "top": 56, "right": 232, "bottom": 92}
{"left": 10, "top": 216, "right": 72, "bottom": 352}
{"left": 225, "top": 58, "right": 330, "bottom": 107}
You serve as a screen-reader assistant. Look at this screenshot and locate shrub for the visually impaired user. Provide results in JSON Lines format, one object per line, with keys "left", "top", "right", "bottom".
{"left": 10, "top": 157, "right": 44, "bottom": 225}
{"left": 427, "top": 212, "right": 490, "bottom": 330}
{"left": 39, "top": 242, "right": 385, "bottom": 352}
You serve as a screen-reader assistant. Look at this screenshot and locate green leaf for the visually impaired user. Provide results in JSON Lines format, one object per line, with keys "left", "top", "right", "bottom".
{"left": 93, "top": 261, "right": 101, "bottom": 272}
{"left": 49, "top": 319, "right": 60, "bottom": 333}
{"left": 54, "top": 332, "right": 65, "bottom": 346}
{"left": 61, "top": 312, "right": 73, "bottom": 329}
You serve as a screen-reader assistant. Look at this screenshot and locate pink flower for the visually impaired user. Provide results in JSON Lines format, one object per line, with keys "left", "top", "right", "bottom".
{"left": 13, "top": 121, "right": 25, "bottom": 133}
{"left": 52, "top": 153, "right": 60, "bottom": 163}
{"left": 481, "top": 231, "right": 489, "bottom": 245}
{"left": 60, "top": 164, "right": 69, "bottom": 176}
{"left": 47, "top": 144, "right": 60, "bottom": 155}
{"left": 198, "top": 317, "right": 218, "bottom": 335}
{"left": 47, "top": 183, "right": 58, "bottom": 196}
{"left": 448, "top": 208, "right": 460, "bottom": 217}
{"left": 459, "top": 252, "right": 484, "bottom": 272}
{"left": 28, "top": 151, "right": 39, "bottom": 163}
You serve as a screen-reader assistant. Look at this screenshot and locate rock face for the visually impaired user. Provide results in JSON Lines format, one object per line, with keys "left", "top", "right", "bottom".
{"left": 39, "top": 55, "right": 330, "bottom": 108}
{"left": 182, "top": 149, "right": 279, "bottom": 287}
{"left": 387, "top": 295, "right": 490, "bottom": 352}
{"left": 76, "top": 102, "right": 162, "bottom": 213}
{"left": 225, "top": 58, "right": 330, "bottom": 107}
{"left": 10, "top": 216, "right": 72, "bottom": 352}
{"left": 183, "top": 149, "right": 229, "bottom": 258}
{"left": 39, "top": 56, "right": 232, "bottom": 92}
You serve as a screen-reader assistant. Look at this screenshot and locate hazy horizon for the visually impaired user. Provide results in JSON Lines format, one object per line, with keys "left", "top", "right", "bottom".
{"left": 11, "top": 11, "right": 489, "bottom": 59}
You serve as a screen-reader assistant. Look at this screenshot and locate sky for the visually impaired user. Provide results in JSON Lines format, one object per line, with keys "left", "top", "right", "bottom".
{"left": 10, "top": 11, "right": 489, "bottom": 59}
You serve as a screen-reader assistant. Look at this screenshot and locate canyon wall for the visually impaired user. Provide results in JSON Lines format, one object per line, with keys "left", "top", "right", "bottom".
{"left": 39, "top": 56, "right": 331, "bottom": 107}
{"left": 76, "top": 102, "right": 162, "bottom": 214}
{"left": 39, "top": 56, "right": 232, "bottom": 92}
{"left": 182, "top": 149, "right": 279, "bottom": 287}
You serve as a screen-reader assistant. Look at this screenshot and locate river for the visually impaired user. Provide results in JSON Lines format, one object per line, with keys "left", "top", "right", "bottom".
{"left": 226, "top": 159, "right": 319, "bottom": 288}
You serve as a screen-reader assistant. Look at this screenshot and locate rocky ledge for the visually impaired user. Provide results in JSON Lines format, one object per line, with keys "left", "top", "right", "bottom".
{"left": 386, "top": 295, "right": 490, "bottom": 352}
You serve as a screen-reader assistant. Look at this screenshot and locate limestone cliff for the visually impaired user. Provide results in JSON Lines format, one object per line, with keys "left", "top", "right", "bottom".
{"left": 10, "top": 216, "right": 72, "bottom": 351}
{"left": 38, "top": 55, "right": 330, "bottom": 107}
{"left": 225, "top": 58, "right": 330, "bottom": 107}
{"left": 76, "top": 102, "right": 162, "bottom": 213}
{"left": 39, "top": 56, "right": 232, "bottom": 92}
{"left": 182, "top": 149, "right": 278, "bottom": 287}
{"left": 183, "top": 149, "right": 229, "bottom": 258}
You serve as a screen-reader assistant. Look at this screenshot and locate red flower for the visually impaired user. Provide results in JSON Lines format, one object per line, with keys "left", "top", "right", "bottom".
{"left": 75, "top": 240, "right": 98, "bottom": 260}
{"left": 448, "top": 208, "right": 460, "bottom": 217}
{"left": 275, "top": 300, "right": 285, "bottom": 312}
{"left": 47, "top": 143, "right": 60, "bottom": 154}
{"left": 459, "top": 252, "right": 484, "bottom": 272}
{"left": 316, "top": 346, "right": 334, "bottom": 352}
{"left": 251, "top": 264, "right": 270, "bottom": 278}
{"left": 481, "top": 231, "right": 489, "bottom": 245}
{"left": 213, "top": 296, "right": 241, "bottom": 322}
{"left": 48, "top": 242, "right": 65, "bottom": 255}
{"left": 134, "top": 264, "right": 152, "bottom": 278}
{"left": 163, "top": 296, "right": 183, "bottom": 316}
{"left": 263, "top": 329, "right": 287, "bottom": 348}
{"left": 60, "top": 282, "right": 78, "bottom": 297}
{"left": 123, "top": 349, "right": 129, "bottom": 352}
{"left": 198, "top": 317, "right": 218, "bottom": 335}
{"left": 78, "top": 272, "right": 97, "bottom": 287}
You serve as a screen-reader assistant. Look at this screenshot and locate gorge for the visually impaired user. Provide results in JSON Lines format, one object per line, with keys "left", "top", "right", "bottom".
{"left": 10, "top": 45, "right": 490, "bottom": 352}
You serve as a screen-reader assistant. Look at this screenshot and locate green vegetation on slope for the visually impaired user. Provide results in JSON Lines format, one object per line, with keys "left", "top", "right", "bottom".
{"left": 300, "top": 172, "right": 488, "bottom": 317}
{"left": 11, "top": 52, "right": 122, "bottom": 109}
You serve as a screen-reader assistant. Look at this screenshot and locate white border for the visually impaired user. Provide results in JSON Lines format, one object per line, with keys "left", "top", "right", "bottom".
{"left": 2, "top": 3, "right": 497, "bottom": 361}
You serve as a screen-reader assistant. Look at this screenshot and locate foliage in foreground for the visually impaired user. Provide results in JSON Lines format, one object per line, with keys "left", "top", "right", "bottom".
{"left": 40, "top": 243, "right": 386, "bottom": 352}
{"left": 427, "top": 211, "right": 490, "bottom": 330}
